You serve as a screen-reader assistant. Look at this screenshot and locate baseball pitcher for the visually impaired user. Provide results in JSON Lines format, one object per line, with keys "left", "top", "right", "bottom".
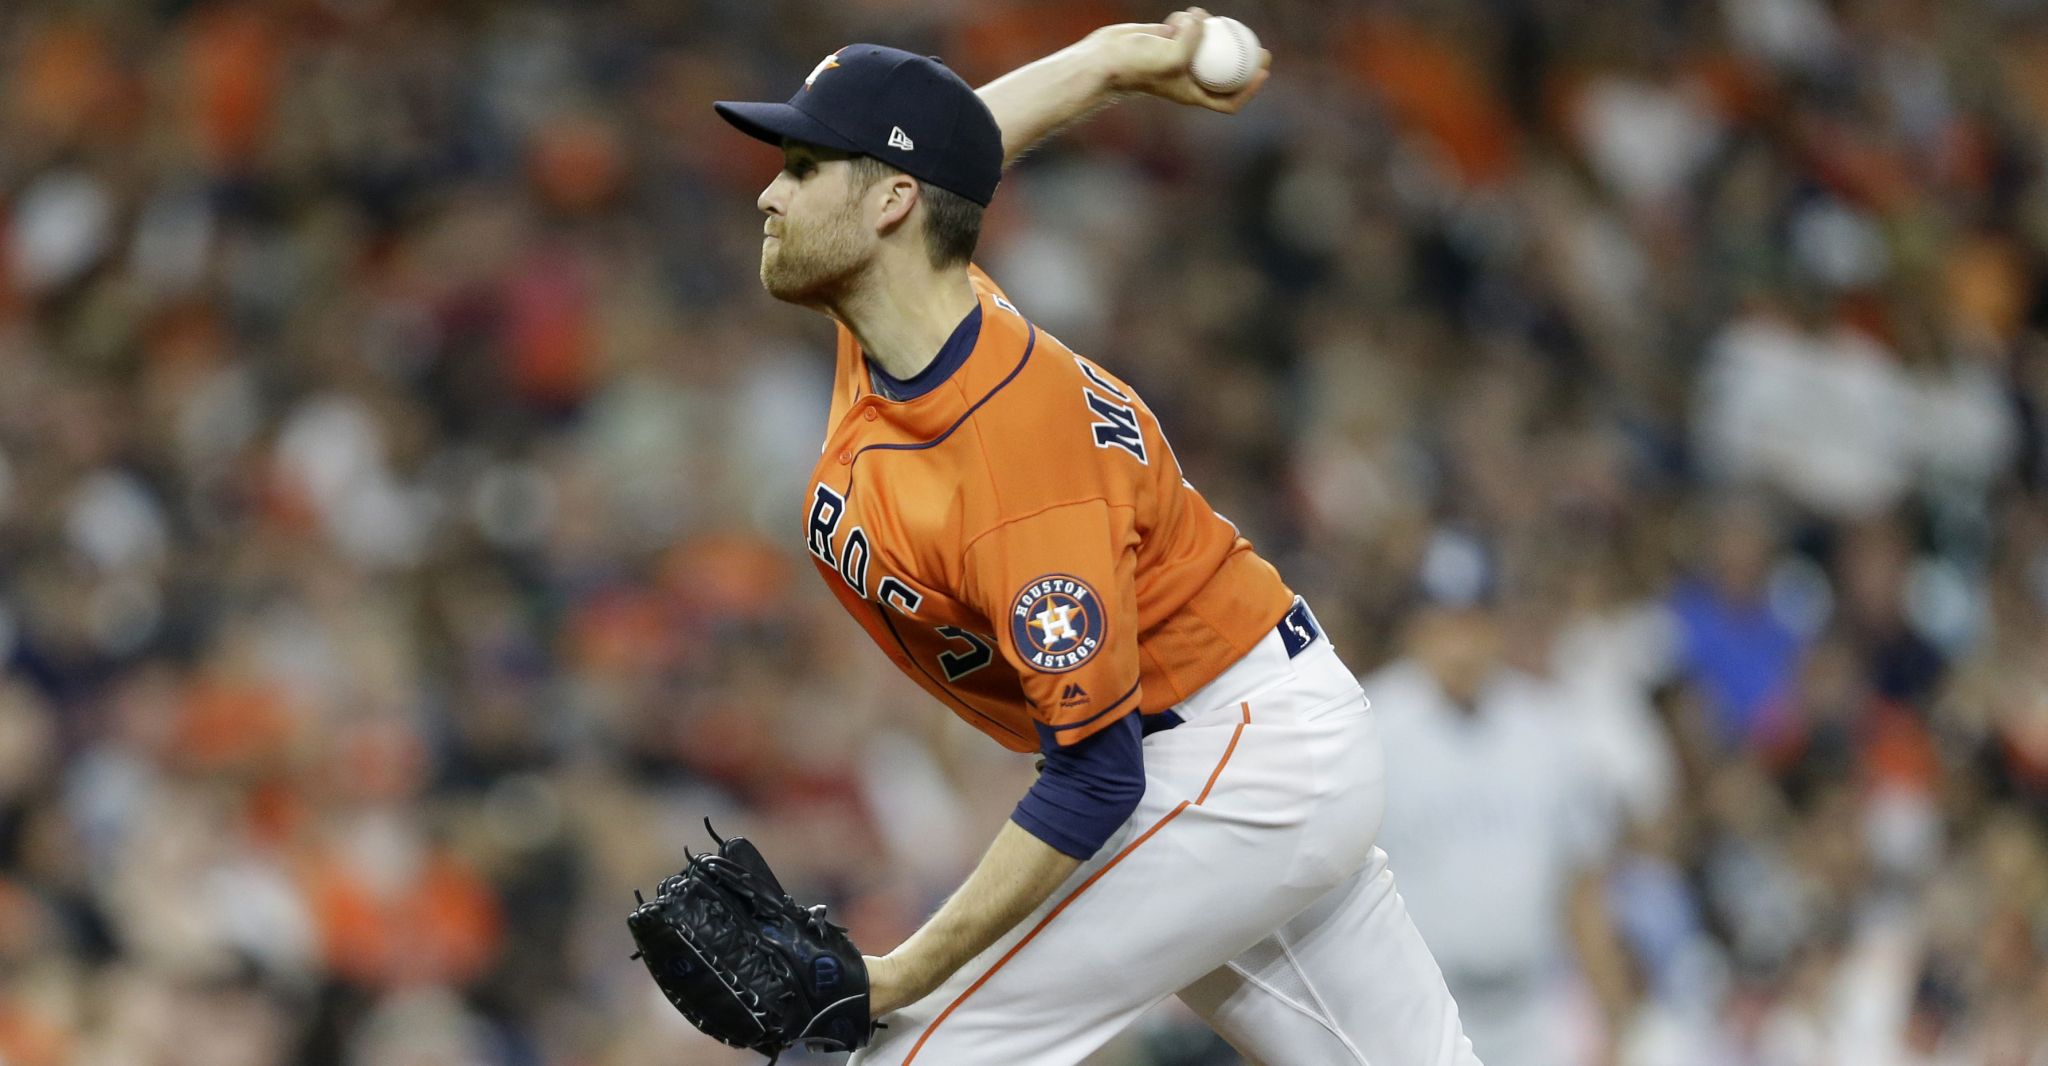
{"left": 701, "top": 10, "right": 1484, "bottom": 1063}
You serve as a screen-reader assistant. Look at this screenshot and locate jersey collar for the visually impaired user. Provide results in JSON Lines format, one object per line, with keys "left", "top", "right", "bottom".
{"left": 847, "top": 285, "right": 1034, "bottom": 442}
{"left": 867, "top": 304, "right": 983, "bottom": 402}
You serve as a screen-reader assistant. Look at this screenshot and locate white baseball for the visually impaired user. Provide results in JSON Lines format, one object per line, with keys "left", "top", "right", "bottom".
{"left": 1189, "top": 16, "right": 1260, "bottom": 95}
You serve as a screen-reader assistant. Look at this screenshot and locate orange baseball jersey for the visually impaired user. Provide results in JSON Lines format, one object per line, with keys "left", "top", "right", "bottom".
{"left": 802, "top": 267, "right": 1295, "bottom": 752}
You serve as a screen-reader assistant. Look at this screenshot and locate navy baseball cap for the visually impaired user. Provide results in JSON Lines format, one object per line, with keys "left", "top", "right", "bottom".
{"left": 715, "top": 45, "right": 1003, "bottom": 206}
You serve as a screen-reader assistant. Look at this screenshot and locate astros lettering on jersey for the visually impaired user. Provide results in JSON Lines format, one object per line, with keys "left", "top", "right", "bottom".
{"left": 803, "top": 267, "right": 1295, "bottom": 751}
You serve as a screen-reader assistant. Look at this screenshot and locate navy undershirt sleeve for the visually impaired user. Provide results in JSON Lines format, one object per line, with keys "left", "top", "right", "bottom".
{"left": 1010, "top": 713, "right": 1146, "bottom": 860}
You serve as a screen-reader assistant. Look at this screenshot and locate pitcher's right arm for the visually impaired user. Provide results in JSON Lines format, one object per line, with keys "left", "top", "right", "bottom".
{"left": 975, "top": 7, "right": 1271, "bottom": 168}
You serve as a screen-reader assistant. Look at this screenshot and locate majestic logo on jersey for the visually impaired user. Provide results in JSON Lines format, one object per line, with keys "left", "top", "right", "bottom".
{"left": 1010, "top": 574, "right": 1104, "bottom": 673}
{"left": 805, "top": 52, "right": 842, "bottom": 90}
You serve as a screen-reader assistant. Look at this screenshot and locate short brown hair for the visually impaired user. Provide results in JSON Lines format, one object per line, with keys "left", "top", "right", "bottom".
{"left": 848, "top": 155, "right": 982, "bottom": 269}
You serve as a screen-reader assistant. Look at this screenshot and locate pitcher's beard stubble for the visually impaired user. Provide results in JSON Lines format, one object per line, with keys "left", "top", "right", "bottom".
{"left": 760, "top": 211, "right": 867, "bottom": 305}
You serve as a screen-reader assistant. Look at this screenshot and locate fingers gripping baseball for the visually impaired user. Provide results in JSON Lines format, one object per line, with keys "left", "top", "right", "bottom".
{"left": 1091, "top": 8, "right": 1272, "bottom": 113}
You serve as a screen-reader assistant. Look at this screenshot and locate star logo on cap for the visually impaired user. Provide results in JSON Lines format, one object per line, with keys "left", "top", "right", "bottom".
{"left": 804, "top": 52, "right": 842, "bottom": 91}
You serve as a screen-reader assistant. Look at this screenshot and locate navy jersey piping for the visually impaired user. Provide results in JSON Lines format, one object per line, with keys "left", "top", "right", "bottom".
{"left": 834, "top": 320, "right": 1038, "bottom": 748}
{"left": 868, "top": 305, "right": 982, "bottom": 401}
{"left": 872, "top": 601, "right": 1030, "bottom": 745}
{"left": 845, "top": 321, "right": 1037, "bottom": 498}
{"left": 1046, "top": 677, "right": 1142, "bottom": 732}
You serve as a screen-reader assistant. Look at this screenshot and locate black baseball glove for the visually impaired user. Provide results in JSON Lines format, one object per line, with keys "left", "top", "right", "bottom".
{"left": 627, "top": 821, "right": 873, "bottom": 1063}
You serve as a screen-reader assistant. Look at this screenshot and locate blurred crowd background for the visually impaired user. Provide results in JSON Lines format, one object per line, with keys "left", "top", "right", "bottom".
{"left": 0, "top": 0, "right": 2045, "bottom": 1063}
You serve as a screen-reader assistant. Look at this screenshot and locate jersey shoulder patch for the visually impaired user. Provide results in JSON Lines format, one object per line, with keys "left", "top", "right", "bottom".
{"left": 1009, "top": 574, "right": 1106, "bottom": 674}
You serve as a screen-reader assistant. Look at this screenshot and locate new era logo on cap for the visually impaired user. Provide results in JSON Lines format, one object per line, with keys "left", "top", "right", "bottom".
{"left": 887, "top": 126, "right": 915, "bottom": 151}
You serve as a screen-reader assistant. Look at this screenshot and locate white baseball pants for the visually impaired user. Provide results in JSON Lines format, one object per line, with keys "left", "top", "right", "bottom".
{"left": 851, "top": 623, "right": 1482, "bottom": 1065}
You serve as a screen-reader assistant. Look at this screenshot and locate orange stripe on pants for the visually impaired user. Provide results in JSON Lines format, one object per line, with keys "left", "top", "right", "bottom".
{"left": 902, "top": 702, "right": 1253, "bottom": 1064}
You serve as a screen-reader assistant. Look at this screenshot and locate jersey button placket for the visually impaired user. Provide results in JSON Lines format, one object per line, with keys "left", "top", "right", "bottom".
{"left": 838, "top": 449, "right": 852, "bottom": 465}
{"left": 863, "top": 407, "right": 878, "bottom": 422}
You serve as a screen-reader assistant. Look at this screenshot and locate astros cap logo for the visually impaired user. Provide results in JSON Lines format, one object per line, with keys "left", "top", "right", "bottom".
{"left": 1010, "top": 575, "right": 1105, "bottom": 673}
{"left": 804, "top": 51, "right": 842, "bottom": 91}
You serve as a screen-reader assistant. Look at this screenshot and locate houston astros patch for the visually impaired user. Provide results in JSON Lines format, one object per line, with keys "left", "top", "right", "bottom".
{"left": 1011, "top": 575, "right": 1105, "bottom": 673}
